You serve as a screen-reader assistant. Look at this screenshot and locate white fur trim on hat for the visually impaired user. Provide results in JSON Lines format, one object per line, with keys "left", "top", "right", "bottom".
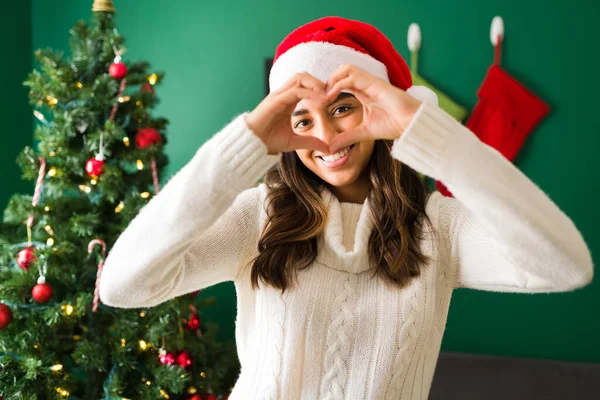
{"left": 269, "top": 41, "right": 389, "bottom": 93}
{"left": 269, "top": 41, "right": 439, "bottom": 106}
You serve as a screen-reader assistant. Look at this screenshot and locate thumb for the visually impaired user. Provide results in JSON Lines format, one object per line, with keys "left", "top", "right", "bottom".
{"left": 288, "top": 134, "right": 329, "bottom": 154}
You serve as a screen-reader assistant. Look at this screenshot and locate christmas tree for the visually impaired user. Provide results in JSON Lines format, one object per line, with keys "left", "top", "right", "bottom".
{"left": 0, "top": 1, "right": 239, "bottom": 398}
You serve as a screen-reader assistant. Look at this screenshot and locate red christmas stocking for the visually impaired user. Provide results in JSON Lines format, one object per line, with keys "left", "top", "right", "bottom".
{"left": 436, "top": 63, "right": 550, "bottom": 197}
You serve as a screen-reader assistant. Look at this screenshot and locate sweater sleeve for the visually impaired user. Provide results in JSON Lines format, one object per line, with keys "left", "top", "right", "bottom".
{"left": 99, "top": 112, "right": 279, "bottom": 308}
{"left": 390, "top": 101, "right": 594, "bottom": 293}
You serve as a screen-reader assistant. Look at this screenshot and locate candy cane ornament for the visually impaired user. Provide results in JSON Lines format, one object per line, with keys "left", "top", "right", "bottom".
{"left": 17, "top": 156, "right": 47, "bottom": 272}
{"left": 27, "top": 156, "right": 47, "bottom": 233}
{"left": 88, "top": 239, "right": 107, "bottom": 312}
{"left": 151, "top": 156, "right": 160, "bottom": 194}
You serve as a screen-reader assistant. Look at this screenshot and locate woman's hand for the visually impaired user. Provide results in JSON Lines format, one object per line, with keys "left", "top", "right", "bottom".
{"left": 324, "top": 64, "right": 423, "bottom": 153}
{"left": 245, "top": 72, "right": 331, "bottom": 155}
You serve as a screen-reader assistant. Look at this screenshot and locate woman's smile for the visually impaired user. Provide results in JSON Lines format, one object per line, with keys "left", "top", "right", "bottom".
{"left": 316, "top": 144, "right": 355, "bottom": 168}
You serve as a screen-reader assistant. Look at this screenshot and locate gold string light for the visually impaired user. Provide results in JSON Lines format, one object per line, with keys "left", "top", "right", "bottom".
{"left": 136, "top": 159, "right": 144, "bottom": 170}
{"left": 61, "top": 304, "right": 74, "bottom": 316}
{"left": 46, "top": 95, "right": 58, "bottom": 106}
{"left": 48, "top": 167, "right": 57, "bottom": 177}
{"left": 148, "top": 73, "right": 157, "bottom": 85}
{"left": 115, "top": 202, "right": 124, "bottom": 213}
{"left": 50, "top": 364, "right": 63, "bottom": 371}
{"left": 122, "top": 136, "right": 130, "bottom": 147}
{"left": 44, "top": 225, "right": 54, "bottom": 235}
{"left": 140, "top": 192, "right": 150, "bottom": 199}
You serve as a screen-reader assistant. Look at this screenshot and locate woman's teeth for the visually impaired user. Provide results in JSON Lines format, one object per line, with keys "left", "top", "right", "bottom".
{"left": 320, "top": 146, "right": 351, "bottom": 162}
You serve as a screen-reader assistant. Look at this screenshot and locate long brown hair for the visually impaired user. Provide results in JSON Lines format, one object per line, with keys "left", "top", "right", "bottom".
{"left": 249, "top": 139, "right": 435, "bottom": 293}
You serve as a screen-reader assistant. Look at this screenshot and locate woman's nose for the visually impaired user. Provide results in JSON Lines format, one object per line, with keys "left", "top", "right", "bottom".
{"left": 313, "top": 119, "right": 338, "bottom": 146}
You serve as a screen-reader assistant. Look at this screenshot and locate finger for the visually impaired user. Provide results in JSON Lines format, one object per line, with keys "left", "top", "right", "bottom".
{"left": 288, "top": 134, "right": 329, "bottom": 153}
{"left": 330, "top": 126, "right": 369, "bottom": 153}
{"left": 296, "top": 72, "right": 328, "bottom": 93}
{"left": 277, "top": 72, "right": 327, "bottom": 97}
{"left": 324, "top": 63, "right": 353, "bottom": 92}
{"left": 275, "top": 86, "right": 327, "bottom": 110}
{"left": 325, "top": 76, "right": 371, "bottom": 105}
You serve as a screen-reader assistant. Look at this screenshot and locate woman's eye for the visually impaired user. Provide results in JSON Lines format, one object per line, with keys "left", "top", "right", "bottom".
{"left": 294, "top": 119, "right": 310, "bottom": 129}
{"left": 333, "top": 105, "right": 351, "bottom": 115}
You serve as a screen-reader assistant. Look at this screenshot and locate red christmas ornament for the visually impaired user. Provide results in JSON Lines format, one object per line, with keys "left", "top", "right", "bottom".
{"left": 17, "top": 247, "right": 36, "bottom": 271}
{"left": 85, "top": 155, "right": 105, "bottom": 178}
{"left": 185, "top": 313, "right": 200, "bottom": 330}
{"left": 32, "top": 279, "right": 53, "bottom": 303}
{"left": 188, "top": 396, "right": 201, "bottom": 400}
{"left": 135, "top": 127, "right": 162, "bottom": 149}
{"left": 140, "top": 82, "right": 155, "bottom": 95}
{"left": 176, "top": 350, "right": 193, "bottom": 369}
{"left": 159, "top": 352, "right": 175, "bottom": 366}
{"left": 205, "top": 394, "right": 217, "bottom": 400}
{"left": 0, "top": 303, "right": 13, "bottom": 330}
{"left": 109, "top": 61, "right": 128, "bottom": 80}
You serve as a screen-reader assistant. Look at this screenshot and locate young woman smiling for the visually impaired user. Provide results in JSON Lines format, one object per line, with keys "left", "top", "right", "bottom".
{"left": 99, "top": 16, "right": 593, "bottom": 400}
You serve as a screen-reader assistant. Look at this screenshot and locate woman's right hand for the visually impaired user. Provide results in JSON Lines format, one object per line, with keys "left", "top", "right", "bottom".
{"left": 245, "top": 72, "right": 330, "bottom": 155}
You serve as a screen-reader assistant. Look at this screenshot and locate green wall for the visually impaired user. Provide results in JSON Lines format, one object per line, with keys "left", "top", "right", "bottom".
{"left": 29, "top": 0, "right": 599, "bottom": 362}
{"left": 1, "top": 0, "right": 32, "bottom": 211}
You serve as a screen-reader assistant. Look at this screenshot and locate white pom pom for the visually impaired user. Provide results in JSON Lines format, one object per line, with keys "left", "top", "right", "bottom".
{"left": 37, "top": 276, "right": 46, "bottom": 284}
{"left": 406, "top": 85, "right": 438, "bottom": 107}
{"left": 490, "top": 16, "right": 504, "bottom": 46}
{"left": 408, "top": 23, "right": 422, "bottom": 52}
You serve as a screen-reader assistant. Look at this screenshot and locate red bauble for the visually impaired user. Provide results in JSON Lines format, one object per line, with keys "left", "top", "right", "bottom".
{"left": 32, "top": 282, "right": 53, "bottom": 303}
{"left": 140, "top": 82, "right": 155, "bottom": 95}
{"left": 85, "top": 156, "right": 105, "bottom": 177}
{"left": 176, "top": 350, "right": 193, "bottom": 369}
{"left": 0, "top": 303, "right": 13, "bottom": 330}
{"left": 205, "top": 394, "right": 217, "bottom": 400}
{"left": 17, "top": 247, "right": 36, "bottom": 271}
{"left": 159, "top": 352, "right": 175, "bottom": 366}
{"left": 185, "top": 313, "right": 200, "bottom": 330}
{"left": 109, "top": 62, "right": 128, "bottom": 79}
{"left": 135, "top": 127, "right": 162, "bottom": 149}
{"left": 188, "top": 396, "right": 201, "bottom": 400}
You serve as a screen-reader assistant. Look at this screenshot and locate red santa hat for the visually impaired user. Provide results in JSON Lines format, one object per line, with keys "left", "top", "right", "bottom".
{"left": 269, "top": 16, "right": 438, "bottom": 105}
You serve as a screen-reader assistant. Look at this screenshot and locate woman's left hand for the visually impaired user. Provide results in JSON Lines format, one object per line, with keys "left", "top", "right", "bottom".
{"left": 324, "top": 63, "right": 422, "bottom": 153}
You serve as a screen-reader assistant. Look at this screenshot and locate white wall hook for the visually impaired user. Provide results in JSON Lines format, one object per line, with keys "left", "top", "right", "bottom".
{"left": 408, "top": 23, "right": 422, "bottom": 52}
{"left": 490, "top": 16, "right": 504, "bottom": 46}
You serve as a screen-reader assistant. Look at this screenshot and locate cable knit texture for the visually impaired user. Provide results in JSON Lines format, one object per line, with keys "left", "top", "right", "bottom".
{"left": 99, "top": 101, "right": 594, "bottom": 400}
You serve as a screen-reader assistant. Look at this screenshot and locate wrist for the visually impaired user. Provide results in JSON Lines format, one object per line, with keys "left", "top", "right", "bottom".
{"left": 244, "top": 113, "right": 268, "bottom": 145}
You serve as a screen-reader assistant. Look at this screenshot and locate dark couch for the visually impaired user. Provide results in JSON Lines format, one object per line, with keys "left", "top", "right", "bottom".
{"left": 429, "top": 351, "right": 600, "bottom": 400}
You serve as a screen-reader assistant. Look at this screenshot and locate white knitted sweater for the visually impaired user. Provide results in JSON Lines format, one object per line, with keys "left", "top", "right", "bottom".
{"left": 99, "top": 101, "right": 594, "bottom": 400}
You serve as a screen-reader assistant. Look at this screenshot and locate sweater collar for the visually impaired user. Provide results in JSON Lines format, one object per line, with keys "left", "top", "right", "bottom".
{"left": 315, "top": 189, "right": 375, "bottom": 274}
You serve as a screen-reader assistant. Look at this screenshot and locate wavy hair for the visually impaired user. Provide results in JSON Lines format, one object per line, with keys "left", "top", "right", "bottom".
{"left": 249, "top": 139, "right": 435, "bottom": 293}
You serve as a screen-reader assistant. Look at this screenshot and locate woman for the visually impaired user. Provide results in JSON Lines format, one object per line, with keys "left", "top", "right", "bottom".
{"left": 99, "top": 16, "right": 593, "bottom": 400}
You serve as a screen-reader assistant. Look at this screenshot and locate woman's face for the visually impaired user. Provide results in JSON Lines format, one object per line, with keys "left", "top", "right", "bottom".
{"left": 292, "top": 92, "right": 375, "bottom": 188}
